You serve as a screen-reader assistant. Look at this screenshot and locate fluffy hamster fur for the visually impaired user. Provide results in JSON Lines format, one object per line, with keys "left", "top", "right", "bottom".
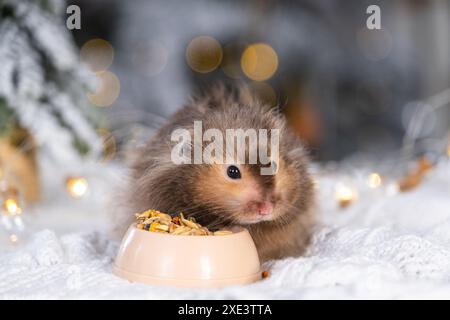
{"left": 122, "top": 85, "right": 315, "bottom": 262}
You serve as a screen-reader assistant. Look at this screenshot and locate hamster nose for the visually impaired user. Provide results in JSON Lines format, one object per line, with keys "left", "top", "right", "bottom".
{"left": 257, "top": 201, "right": 273, "bottom": 216}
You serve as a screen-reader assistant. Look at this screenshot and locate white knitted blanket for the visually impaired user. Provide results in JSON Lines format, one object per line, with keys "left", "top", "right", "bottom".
{"left": 1, "top": 161, "right": 450, "bottom": 299}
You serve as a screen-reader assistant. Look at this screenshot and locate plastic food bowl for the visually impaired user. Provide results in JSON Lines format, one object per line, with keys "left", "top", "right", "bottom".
{"left": 113, "top": 224, "right": 261, "bottom": 288}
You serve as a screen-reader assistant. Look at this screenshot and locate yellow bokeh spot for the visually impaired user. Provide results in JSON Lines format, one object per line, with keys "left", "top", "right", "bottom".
{"left": 335, "top": 184, "right": 357, "bottom": 208}
{"left": 87, "top": 71, "right": 120, "bottom": 107}
{"left": 186, "top": 36, "right": 223, "bottom": 73}
{"left": 80, "top": 38, "right": 114, "bottom": 72}
{"left": 368, "top": 173, "right": 382, "bottom": 188}
{"left": 9, "top": 234, "right": 18, "bottom": 243}
{"left": 66, "top": 177, "right": 88, "bottom": 198}
{"left": 241, "top": 43, "right": 278, "bottom": 81}
{"left": 3, "top": 198, "right": 20, "bottom": 215}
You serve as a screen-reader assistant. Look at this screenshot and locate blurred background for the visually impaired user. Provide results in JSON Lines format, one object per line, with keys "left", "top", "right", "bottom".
{"left": 1, "top": 0, "right": 450, "bottom": 240}
{"left": 70, "top": 0, "right": 450, "bottom": 162}
{"left": 2, "top": 0, "right": 450, "bottom": 295}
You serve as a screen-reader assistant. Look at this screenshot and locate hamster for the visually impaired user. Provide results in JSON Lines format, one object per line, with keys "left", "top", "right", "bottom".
{"left": 123, "top": 85, "right": 315, "bottom": 262}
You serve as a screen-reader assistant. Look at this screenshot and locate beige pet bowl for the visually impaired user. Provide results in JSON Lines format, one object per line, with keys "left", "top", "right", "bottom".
{"left": 113, "top": 224, "right": 261, "bottom": 288}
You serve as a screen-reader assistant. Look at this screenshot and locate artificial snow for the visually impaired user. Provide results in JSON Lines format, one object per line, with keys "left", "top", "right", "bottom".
{"left": 1, "top": 160, "right": 450, "bottom": 299}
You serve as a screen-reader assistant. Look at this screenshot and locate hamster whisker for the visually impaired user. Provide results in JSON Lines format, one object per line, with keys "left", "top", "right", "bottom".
{"left": 122, "top": 84, "right": 315, "bottom": 262}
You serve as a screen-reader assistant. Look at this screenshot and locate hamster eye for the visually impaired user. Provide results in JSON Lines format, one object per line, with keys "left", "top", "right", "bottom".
{"left": 227, "top": 165, "right": 241, "bottom": 179}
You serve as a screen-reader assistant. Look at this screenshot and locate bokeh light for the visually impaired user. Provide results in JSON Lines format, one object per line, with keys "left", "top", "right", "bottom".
{"left": 186, "top": 36, "right": 223, "bottom": 73}
{"left": 3, "top": 198, "right": 21, "bottom": 215}
{"left": 80, "top": 38, "right": 114, "bottom": 72}
{"left": 66, "top": 177, "right": 88, "bottom": 198}
{"left": 368, "top": 173, "right": 382, "bottom": 188}
{"left": 335, "top": 183, "right": 358, "bottom": 208}
{"left": 87, "top": 71, "right": 121, "bottom": 107}
{"left": 9, "top": 234, "right": 18, "bottom": 243}
{"left": 241, "top": 43, "right": 278, "bottom": 81}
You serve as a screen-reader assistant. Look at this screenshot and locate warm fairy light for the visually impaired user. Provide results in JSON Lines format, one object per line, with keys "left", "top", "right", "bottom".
{"left": 66, "top": 177, "right": 88, "bottom": 198}
{"left": 186, "top": 36, "right": 223, "bottom": 73}
{"left": 80, "top": 38, "right": 114, "bottom": 72}
{"left": 335, "top": 184, "right": 357, "bottom": 208}
{"left": 368, "top": 173, "right": 382, "bottom": 188}
{"left": 87, "top": 71, "right": 121, "bottom": 107}
{"left": 9, "top": 234, "right": 18, "bottom": 243}
{"left": 447, "top": 144, "right": 450, "bottom": 158}
{"left": 3, "top": 198, "right": 21, "bottom": 215}
{"left": 241, "top": 43, "right": 278, "bottom": 81}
